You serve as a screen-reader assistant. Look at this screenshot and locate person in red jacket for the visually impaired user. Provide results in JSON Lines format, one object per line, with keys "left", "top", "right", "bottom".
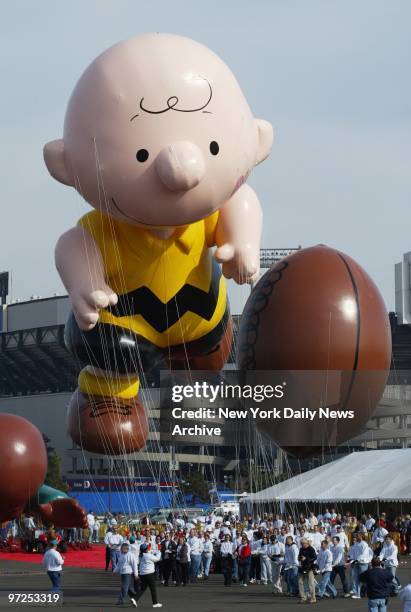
{"left": 237, "top": 535, "right": 251, "bottom": 587}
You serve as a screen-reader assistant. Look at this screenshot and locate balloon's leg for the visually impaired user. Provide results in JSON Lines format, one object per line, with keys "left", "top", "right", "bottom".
{"left": 169, "top": 316, "right": 233, "bottom": 371}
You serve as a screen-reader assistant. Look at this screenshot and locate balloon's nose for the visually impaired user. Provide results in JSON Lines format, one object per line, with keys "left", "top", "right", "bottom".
{"left": 155, "top": 141, "right": 206, "bottom": 192}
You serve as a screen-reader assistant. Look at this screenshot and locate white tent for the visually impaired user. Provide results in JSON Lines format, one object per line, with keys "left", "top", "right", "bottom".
{"left": 244, "top": 449, "right": 411, "bottom": 503}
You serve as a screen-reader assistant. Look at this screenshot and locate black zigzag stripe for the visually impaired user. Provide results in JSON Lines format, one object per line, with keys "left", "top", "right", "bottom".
{"left": 108, "top": 260, "right": 222, "bottom": 333}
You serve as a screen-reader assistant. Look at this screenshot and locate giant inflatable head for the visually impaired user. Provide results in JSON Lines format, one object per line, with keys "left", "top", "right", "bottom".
{"left": 44, "top": 33, "right": 272, "bottom": 227}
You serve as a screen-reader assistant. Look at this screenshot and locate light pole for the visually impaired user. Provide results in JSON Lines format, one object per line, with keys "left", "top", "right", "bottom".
{"left": 0, "top": 271, "right": 9, "bottom": 305}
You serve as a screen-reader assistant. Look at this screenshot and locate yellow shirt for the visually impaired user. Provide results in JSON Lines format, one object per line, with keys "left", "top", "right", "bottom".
{"left": 78, "top": 211, "right": 227, "bottom": 348}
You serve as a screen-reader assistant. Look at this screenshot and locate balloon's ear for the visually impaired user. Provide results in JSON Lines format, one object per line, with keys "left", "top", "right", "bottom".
{"left": 43, "top": 139, "right": 73, "bottom": 186}
{"left": 255, "top": 119, "right": 274, "bottom": 165}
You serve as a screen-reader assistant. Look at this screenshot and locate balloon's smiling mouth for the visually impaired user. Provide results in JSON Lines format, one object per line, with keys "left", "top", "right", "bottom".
{"left": 111, "top": 197, "right": 153, "bottom": 225}
{"left": 111, "top": 196, "right": 196, "bottom": 228}
{"left": 111, "top": 196, "right": 178, "bottom": 227}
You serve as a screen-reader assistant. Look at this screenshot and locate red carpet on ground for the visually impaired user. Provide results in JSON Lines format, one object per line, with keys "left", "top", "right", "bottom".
{"left": 0, "top": 545, "right": 105, "bottom": 569}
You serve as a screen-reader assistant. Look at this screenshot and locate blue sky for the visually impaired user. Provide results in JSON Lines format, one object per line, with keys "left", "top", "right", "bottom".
{"left": 0, "top": 0, "right": 410, "bottom": 312}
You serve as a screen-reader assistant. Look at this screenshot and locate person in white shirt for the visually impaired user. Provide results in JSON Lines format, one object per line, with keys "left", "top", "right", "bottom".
{"left": 372, "top": 523, "right": 389, "bottom": 553}
{"left": 333, "top": 525, "right": 349, "bottom": 550}
{"left": 378, "top": 535, "right": 399, "bottom": 578}
{"left": 152, "top": 535, "right": 161, "bottom": 554}
{"left": 295, "top": 527, "right": 308, "bottom": 549}
{"left": 113, "top": 542, "right": 139, "bottom": 606}
{"left": 268, "top": 534, "right": 284, "bottom": 593}
{"left": 220, "top": 534, "right": 236, "bottom": 586}
{"left": 92, "top": 518, "right": 100, "bottom": 543}
{"left": 322, "top": 521, "right": 332, "bottom": 536}
{"left": 134, "top": 543, "right": 162, "bottom": 607}
{"left": 274, "top": 528, "right": 284, "bottom": 545}
{"left": 286, "top": 518, "right": 295, "bottom": 536}
{"left": 175, "top": 517, "right": 185, "bottom": 530}
{"left": 348, "top": 533, "right": 370, "bottom": 599}
{"left": 399, "top": 583, "right": 411, "bottom": 612}
{"left": 245, "top": 527, "right": 254, "bottom": 542}
{"left": 317, "top": 540, "right": 337, "bottom": 599}
{"left": 104, "top": 526, "right": 124, "bottom": 571}
{"left": 188, "top": 530, "right": 203, "bottom": 582}
{"left": 355, "top": 520, "right": 368, "bottom": 536}
{"left": 250, "top": 532, "right": 262, "bottom": 584}
{"left": 128, "top": 535, "right": 141, "bottom": 558}
{"left": 212, "top": 522, "right": 222, "bottom": 542}
{"left": 221, "top": 521, "right": 231, "bottom": 536}
{"left": 308, "top": 512, "right": 318, "bottom": 529}
{"left": 201, "top": 532, "right": 214, "bottom": 580}
{"left": 42, "top": 540, "right": 64, "bottom": 594}
{"left": 87, "top": 511, "right": 95, "bottom": 543}
{"left": 273, "top": 515, "right": 283, "bottom": 530}
{"left": 329, "top": 536, "right": 350, "bottom": 597}
{"left": 230, "top": 530, "right": 242, "bottom": 582}
{"left": 284, "top": 535, "right": 299, "bottom": 596}
{"left": 365, "top": 515, "right": 376, "bottom": 532}
{"left": 23, "top": 515, "right": 36, "bottom": 530}
{"left": 258, "top": 535, "right": 272, "bottom": 585}
{"left": 310, "top": 526, "right": 324, "bottom": 553}
{"left": 279, "top": 526, "right": 290, "bottom": 544}
{"left": 148, "top": 528, "right": 157, "bottom": 548}
{"left": 23, "top": 515, "right": 36, "bottom": 546}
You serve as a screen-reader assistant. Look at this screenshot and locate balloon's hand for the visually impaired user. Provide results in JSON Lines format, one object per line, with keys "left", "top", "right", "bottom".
{"left": 71, "top": 285, "right": 118, "bottom": 331}
{"left": 37, "top": 498, "right": 88, "bottom": 528}
{"left": 214, "top": 244, "right": 260, "bottom": 285}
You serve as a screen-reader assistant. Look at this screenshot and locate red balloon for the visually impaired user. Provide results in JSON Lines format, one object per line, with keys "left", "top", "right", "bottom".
{"left": 236, "top": 245, "right": 392, "bottom": 457}
{"left": 0, "top": 413, "right": 47, "bottom": 521}
{"left": 37, "top": 498, "right": 88, "bottom": 528}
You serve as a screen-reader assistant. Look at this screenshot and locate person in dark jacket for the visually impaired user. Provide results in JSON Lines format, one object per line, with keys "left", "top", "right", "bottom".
{"left": 161, "top": 533, "right": 177, "bottom": 586}
{"left": 176, "top": 536, "right": 190, "bottom": 586}
{"left": 298, "top": 538, "right": 317, "bottom": 604}
{"left": 360, "top": 558, "right": 392, "bottom": 612}
{"left": 104, "top": 527, "right": 112, "bottom": 571}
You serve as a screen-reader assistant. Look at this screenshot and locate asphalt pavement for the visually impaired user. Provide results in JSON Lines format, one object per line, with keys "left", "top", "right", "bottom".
{"left": 0, "top": 558, "right": 410, "bottom": 612}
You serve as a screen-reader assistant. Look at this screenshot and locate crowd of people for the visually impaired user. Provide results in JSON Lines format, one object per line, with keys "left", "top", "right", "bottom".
{"left": 2, "top": 507, "right": 411, "bottom": 610}
{"left": 101, "top": 508, "right": 411, "bottom": 609}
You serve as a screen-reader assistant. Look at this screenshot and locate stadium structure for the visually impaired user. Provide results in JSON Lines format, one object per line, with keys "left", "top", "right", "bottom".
{"left": 1, "top": 250, "right": 411, "bottom": 511}
{"left": 0, "top": 250, "right": 296, "bottom": 511}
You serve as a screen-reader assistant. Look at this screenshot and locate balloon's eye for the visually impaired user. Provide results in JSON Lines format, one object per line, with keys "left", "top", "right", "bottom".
{"left": 210, "top": 141, "right": 219, "bottom": 156}
{"left": 136, "top": 149, "right": 149, "bottom": 162}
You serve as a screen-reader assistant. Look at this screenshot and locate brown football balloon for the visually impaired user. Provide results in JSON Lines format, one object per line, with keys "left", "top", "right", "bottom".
{"left": 0, "top": 413, "right": 47, "bottom": 521}
{"left": 236, "top": 245, "right": 392, "bottom": 457}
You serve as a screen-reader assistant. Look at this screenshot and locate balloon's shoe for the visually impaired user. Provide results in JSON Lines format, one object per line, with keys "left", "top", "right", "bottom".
{"left": 67, "top": 386, "right": 148, "bottom": 455}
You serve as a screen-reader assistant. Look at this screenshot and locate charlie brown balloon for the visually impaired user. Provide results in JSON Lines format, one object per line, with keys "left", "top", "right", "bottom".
{"left": 44, "top": 33, "right": 273, "bottom": 455}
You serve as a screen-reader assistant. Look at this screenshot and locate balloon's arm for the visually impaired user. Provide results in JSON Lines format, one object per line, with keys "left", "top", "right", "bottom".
{"left": 214, "top": 184, "right": 262, "bottom": 285}
{"left": 55, "top": 226, "right": 117, "bottom": 330}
